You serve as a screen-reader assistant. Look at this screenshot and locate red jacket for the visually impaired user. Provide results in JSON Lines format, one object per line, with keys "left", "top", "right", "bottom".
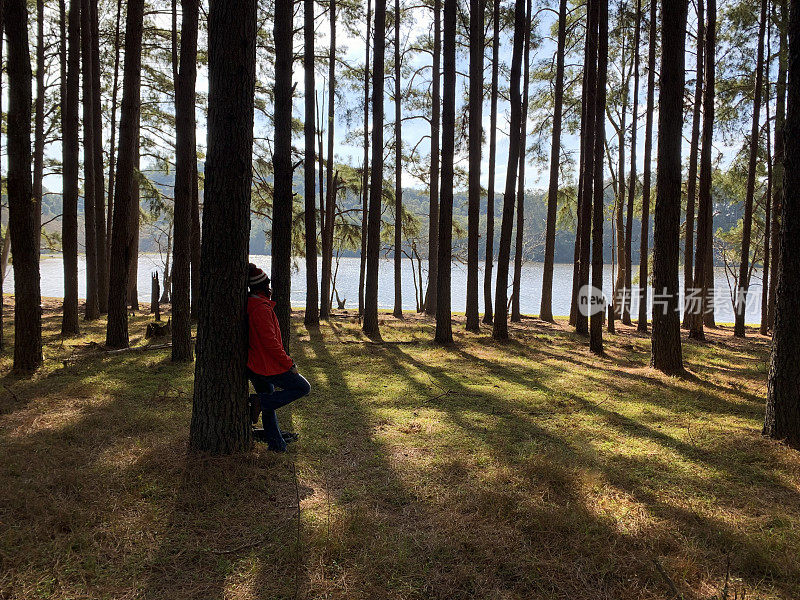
{"left": 247, "top": 294, "right": 294, "bottom": 376}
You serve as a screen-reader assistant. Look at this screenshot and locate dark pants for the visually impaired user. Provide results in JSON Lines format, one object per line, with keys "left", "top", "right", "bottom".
{"left": 247, "top": 368, "right": 311, "bottom": 450}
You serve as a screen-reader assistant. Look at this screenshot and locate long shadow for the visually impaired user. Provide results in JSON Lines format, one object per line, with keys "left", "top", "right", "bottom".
{"left": 379, "top": 342, "right": 800, "bottom": 598}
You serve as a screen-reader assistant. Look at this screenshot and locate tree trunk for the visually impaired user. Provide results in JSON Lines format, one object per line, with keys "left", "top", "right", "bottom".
{"left": 363, "top": 0, "right": 386, "bottom": 338}
{"left": 689, "top": 0, "right": 716, "bottom": 341}
{"left": 465, "top": 0, "right": 484, "bottom": 332}
{"left": 0, "top": 0, "right": 5, "bottom": 350}
{"left": 91, "top": 0, "right": 107, "bottom": 314}
{"left": 424, "top": 0, "right": 441, "bottom": 316}
{"left": 7, "top": 0, "right": 43, "bottom": 372}
{"left": 761, "top": 21, "right": 773, "bottom": 337}
{"left": 763, "top": 0, "right": 800, "bottom": 449}
{"left": 651, "top": 0, "right": 687, "bottom": 375}
{"left": 172, "top": 0, "right": 198, "bottom": 362}
{"left": 734, "top": 0, "right": 768, "bottom": 338}
{"left": 491, "top": 0, "right": 524, "bottom": 341}
{"left": 511, "top": 0, "right": 531, "bottom": 324}
{"left": 304, "top": 0, "right": 320, "bottom": 326}
{"left": 613, "top": 15, "right": 627, "bottom": 325}
{"left": 590, "top": 0, "right": 607, "bottom": 355}
{"left": 576, "top": 0, "right": 599, "bottom": 336}
{"left": 638, "top": 0, "right": 657, "bottom": 332}
{"left": 570, "top": 64, "right": 589, "bottom": 327}
{"left": 33, "top": 0, "right": 44, "bottom": 254}
{"left": 359, "top": 0, "right": 371, "bottom": 317}
{"left": 271, "top": 0, "right": 294, "bottom": 350}
{"left": 393, "top": 0, "right": 404, "bottom": 319}
{"left": 623, "top": 0, "right": 642, "bottom": 326}
{"left": 483, "top": 0, "right": 500, "bottom": 325}
{"left": 62, "top": 0, "right": 81, "bottom": 336}
{"left": 106, "top": 0, "right": 144, "bottom": 349}
{"left": 189, "top": 0, "right": 257, "bottom": 455}
{"left": 769, "top": 0, "right": 787, "bottom": 332}
{"left": 540, "top": 0, "right": 567, "bottom": 323}
{"left": 320, "top": 0, "right": 336, "bottom": 319}
{"left": 681, "top": 0, "right": 704, "bottom": 329}
{"left": 82, "top": 0, "right": 99, "bottom": 320}
{"left": 434, "top": 0, "right": 457, "bottom": 344}
{"left": 106, "top": 0, "right": 122, "bottom": 270}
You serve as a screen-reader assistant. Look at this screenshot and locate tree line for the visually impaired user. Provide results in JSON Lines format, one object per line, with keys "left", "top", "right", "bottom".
{"left": 0, "top": 0, "right": 797, "bottom": 454}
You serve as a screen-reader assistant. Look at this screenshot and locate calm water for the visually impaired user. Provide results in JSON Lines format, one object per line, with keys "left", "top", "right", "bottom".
{"left": 13, "top": 254, "right": 765, "bottom": 324}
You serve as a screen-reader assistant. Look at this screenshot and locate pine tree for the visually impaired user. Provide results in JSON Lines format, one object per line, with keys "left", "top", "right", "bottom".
{"left": 651, "top": 0, "right": 687, "bottom": 375}
{"left": 172, "top": 0, "right": 199, "bottom": 362}
{"left": 492, "top": 0, "right": 525, "bottom": 341}
{"left": 62, "top": 0, "right": 81, "bottom": 336}
{"left": 540, "top": 0, "right": 567, "bottom": 324}
{"left": 106, "top": 0, "right": 145, "bottom": 349}
{"left": 483, "top": 0, "right": 500, "bottom": 325}
{"left": 465, "top": 0, "right": 484, "bottom": 332}
{"left": 7, "top": 0, "right": 43, "bottom": 372}
{"left": 734, "top": 0, "right": 768, "bottom": 338}
{"left": 363, "top": 0, "right": 386, "bottom": 337}
{"left": 189, "top": 0, "right": 257, "bottom": 455}
{"left": 763, "top": 0, "right": 800, "bottom": 450}
{"left": 434, "top": 0, "right": 456, "bottom": 344}
{"left": 304, "top": 0, "right": 320, "bottom": 326}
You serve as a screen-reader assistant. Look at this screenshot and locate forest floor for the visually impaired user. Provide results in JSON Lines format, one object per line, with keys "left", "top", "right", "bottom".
{"left": 1, "top": 298, "right": 799, "bottom": 600}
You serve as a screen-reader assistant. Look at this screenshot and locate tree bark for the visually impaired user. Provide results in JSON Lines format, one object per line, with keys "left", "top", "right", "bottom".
{"left": 491, "top": 0, "right": 524, "bottom": 341}
{"left": 33, "top": 0, "right": 44, "bottom": 254}
{"left": 172, "top": 0, "right": 199, "bottom": 362}
{"left": 484, "top": 0, "right": 500, "bottom": 325}
{"left": 363, "top": 0, "right": 386, "bottom": 337}
{"left": 393, "top": 0, "right": 404, "bottom": 319}
{"left": 7, "top": 0, "right": 43, "bottom": 372}
{"left": 434, "top": 0, "right": 456, "bottom": 344}
{"left": 62, "top": 0, "right": 81, "bottom": 336}
{"left": 682, "top": 0, "right": 704, "bottom": 329}
{"left": 764, "top": 0, "right": 800, "bottom": 449}
{"left": 465, "top": 0, "right": 484, "bottom": 332}
{"left": 638, "top": 0, "right": 657, "bottom": 332}
{"left": 321, "top": 0, "right": 336, "bottom": 319}
{"left": 540, "top": 0, "right": 567, "bottom": 323}
{"left": 189, "top": 0, "right": 257, "bottom": 455}
{"left": 689, "top": 0, "right": 716, "bottom": 341}
{"left": 424, "top": 0, "right": 441, "bottom": 316}
{"left": 359, "top": 0, "right": 371, "bottom": 317}
{"left": 272, "top": 0, "right": 294, "bottom": 350}
{"left": 91, "top": 0, "right": 107, "bottom": 314}
{"left": 0, "top": 0, "right": 5, "bottom": 350}
{"left": 651, "top": 0, "right": 687, "bottom": 375}
{"left": 82, "top": 0, "right": 99, "bottom": 321}
{"left": 106, "top": 0, "right": 144, "bottom": 349}
{"left": 576, "top": 0, "right": 599, "bottom": 336}
{"left": 590, "top": 0, "right": 607, "bottom": 355}
{"left": 623, "top": 0, "right": 642, "bottom": 326}
{"left": 734, "top": 0, "right": 768, "bottom": 338}
{"left": 769, "top": 0, "right": 787, "bottom": 332}
{"left": 304, "top": 0, "right": 320, "bottom": 326}
{"left": 511, "top": 0, "right": 531, "bottom": 324}
{"left": 106, "top": 0, "right": 122, "bottom": 270}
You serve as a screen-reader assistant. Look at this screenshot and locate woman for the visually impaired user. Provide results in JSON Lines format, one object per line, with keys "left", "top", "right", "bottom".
{"left": 246, "top": 263, "right": 311, "bottom": 451}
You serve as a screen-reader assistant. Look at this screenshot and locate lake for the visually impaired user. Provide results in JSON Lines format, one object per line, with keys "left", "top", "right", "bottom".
{"left": 13, "top": 254, "right": 765, "bottom": 325}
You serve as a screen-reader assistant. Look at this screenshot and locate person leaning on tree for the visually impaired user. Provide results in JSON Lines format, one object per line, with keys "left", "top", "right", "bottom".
{"left": 246, "top": 263, "right": 311, "bottom": 451}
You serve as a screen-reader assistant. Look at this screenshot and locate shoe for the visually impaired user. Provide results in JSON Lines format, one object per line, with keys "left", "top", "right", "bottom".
{"left": 252, "top": 428, "right": 287, "bottom": 451}
{"left": 249, "top": 394, "right": 261, "bottom": 425}
{"left": 281, "top": 431, "right": 299, "bottom": 443}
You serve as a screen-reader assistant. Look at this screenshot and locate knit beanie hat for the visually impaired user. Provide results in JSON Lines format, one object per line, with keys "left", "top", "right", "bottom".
{"left": 248, "top": 263, "right": 270, "bottom": 288}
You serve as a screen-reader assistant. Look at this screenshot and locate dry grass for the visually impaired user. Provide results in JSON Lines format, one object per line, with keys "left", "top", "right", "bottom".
{"left": 0, "top": 299, "right": 798, "bottom": 599}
